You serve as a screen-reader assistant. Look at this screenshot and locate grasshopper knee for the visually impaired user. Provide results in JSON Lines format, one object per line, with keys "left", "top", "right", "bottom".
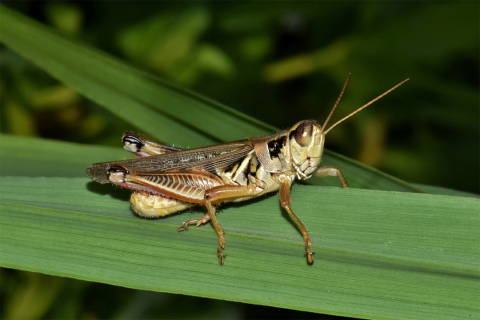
{"left": 107, "top": 165, "right": 129, "bottom": 183}
{"left": 280, "top": 198, "right": 291, "bottom": 209}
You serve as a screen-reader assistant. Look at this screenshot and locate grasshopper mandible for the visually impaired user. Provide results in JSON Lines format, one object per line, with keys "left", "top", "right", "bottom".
{"left": 87, "top": 74, "right": 408, "bottom": 264}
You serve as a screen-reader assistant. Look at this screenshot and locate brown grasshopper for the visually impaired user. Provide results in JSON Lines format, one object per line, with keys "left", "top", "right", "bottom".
{"left": 87, "top": 74, "right": 408, "bottom": 264}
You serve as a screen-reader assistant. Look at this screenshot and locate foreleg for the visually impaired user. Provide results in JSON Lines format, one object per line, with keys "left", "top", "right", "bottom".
{"left": 312, "top": 166, "right": 348, "bottom": 188}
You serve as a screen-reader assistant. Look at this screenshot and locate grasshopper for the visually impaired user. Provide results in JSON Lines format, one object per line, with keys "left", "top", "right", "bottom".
{"left": 87, "top": 74, "right": 408, "bottom": 264}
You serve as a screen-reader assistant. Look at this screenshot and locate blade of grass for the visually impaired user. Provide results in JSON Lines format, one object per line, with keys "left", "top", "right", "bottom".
{"left": 0, "top": 134, "right": 127, "bottom": 177}
{"left": 0, "top": 134, "right": 422, "bottom": 192}
{"left": 0, "top": 134, "right": 467, "bottom": 199}
{"left": 0, "top": 4, "right": 273, "bottom": 147}
{"left": 411, "top": 183, "right": 480, "bottom": 199}
{"left": 0, "top": 5, "right": 421, "bottom": 192}
{"left": 0, "top": 177, "right": 478, "bottom": 319}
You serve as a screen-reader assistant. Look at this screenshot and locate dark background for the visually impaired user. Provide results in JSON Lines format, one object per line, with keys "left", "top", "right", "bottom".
{"left": 1, "top": 2, "right": 478, "bottom": 319}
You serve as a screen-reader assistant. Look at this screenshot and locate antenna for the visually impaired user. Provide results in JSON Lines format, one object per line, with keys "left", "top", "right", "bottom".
{"left": 321, "top": 73, "right": 351, "bottom": 134}
{"left": 323, "top": 78, "right": 409, "bottom": 135}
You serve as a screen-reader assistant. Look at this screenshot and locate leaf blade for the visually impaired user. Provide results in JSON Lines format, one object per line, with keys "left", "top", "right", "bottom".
{"left": 0, "top": 5, "right": 422, "bottom": 192}
{"left": 0, "top": 5, "right": 275, "bottom": 146}
{"left": 0, "top": 134, "right": 128, "bottom": 177}
{"left": 1, "top": 177, "right": 478, "bottom": 319}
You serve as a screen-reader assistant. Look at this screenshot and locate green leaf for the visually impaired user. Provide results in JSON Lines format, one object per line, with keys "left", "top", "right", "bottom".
{"left": 0, "top": 134, "right": 423, "bottom": 193}
{"left": 3, "top": 5, "right": 477, "bottom": 320}
{"left": 0, "top": 4, "right": 272, "bottom": 147}
{"left": 1, "top": 177, "right": 478, "bottom": 319}
{"left": 0, "top": 134, "right": 127, "bottom": 177}
{"left": 412, "top": 183, "right": 480, "bottom": 199}
{"left": 0, "top": 5, "right": 421, "bottom": 193}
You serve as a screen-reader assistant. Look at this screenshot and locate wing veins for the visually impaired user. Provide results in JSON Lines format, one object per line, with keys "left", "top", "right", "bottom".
{"left": 110, "top": 140, "right": 253, "bottom": 175}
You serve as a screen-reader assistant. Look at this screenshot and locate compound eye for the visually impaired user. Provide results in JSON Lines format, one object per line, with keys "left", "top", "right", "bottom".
{"left": 293, "top": 122, "right": 313, "bottom": 147}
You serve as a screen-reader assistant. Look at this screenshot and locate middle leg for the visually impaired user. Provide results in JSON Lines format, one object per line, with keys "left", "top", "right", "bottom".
{"left": 177, "top": 213, "right": 211, "bottom": 231}
{"left": 204, "top": 184, "right": 259, "bottom": 264}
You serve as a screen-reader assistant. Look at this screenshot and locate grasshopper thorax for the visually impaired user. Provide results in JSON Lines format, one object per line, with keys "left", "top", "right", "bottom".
{"left": 288, "top": 120, "right": 325, "bottom": 179}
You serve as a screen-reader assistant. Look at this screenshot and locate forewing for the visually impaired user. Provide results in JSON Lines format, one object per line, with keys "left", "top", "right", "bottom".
{"left": 87, "top": 140, "right": 253, "bottom": 184}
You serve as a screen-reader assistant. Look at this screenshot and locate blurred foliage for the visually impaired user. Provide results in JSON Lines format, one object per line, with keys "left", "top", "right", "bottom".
{"left": 0, "top": 1, "right": 478, "bottom": 319}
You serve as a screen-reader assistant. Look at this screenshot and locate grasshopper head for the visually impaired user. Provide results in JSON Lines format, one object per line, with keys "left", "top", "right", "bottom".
{"left": 288, "top": 120, "right": 325, "bottom": 179}
{"left": 288, "top": 74, "right": 409, "bottom": 180}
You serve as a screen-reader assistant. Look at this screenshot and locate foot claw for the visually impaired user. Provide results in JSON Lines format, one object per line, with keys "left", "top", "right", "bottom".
{"left": 177, "top": 223, "right": 188, "bottom": 232}
{"left": 305, "top": 246, "right": 314, "bottom": 264}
